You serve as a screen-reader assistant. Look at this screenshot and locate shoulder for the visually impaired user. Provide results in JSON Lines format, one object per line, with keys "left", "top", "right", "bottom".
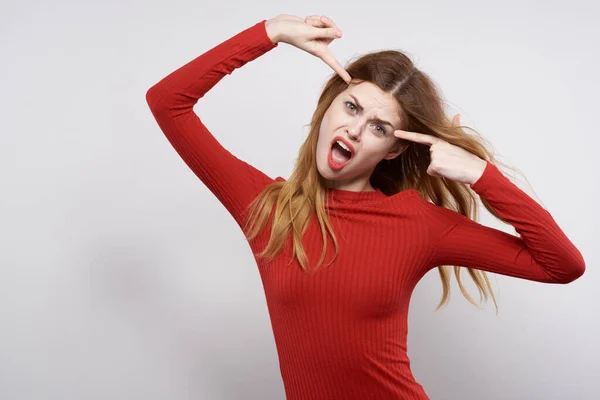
{"left": 409, "top": 192, "right": 470, "bottom": 227}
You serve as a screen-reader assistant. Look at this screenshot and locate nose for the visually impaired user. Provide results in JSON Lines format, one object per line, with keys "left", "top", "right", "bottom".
{"left": 346, "top": 123, "right": 361, "bottom": 142}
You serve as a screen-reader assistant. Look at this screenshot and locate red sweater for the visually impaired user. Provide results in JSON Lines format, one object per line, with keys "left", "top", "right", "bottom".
{"left": 145, "top": 19, "right": 585, "bottom": 400}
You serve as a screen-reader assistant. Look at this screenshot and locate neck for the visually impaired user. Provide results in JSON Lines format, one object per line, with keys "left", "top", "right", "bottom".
{"left": 327, "top": 178, "right": 375, "bottom": 192}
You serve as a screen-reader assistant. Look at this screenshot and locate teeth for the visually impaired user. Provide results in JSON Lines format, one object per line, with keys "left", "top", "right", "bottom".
{"left": 336, "top": 140, "right": 351, "bottom": 153}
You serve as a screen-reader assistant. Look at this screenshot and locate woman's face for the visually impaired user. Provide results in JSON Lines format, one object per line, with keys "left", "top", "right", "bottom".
{"left": 316, "top": 81, "right": 407, "bottom": 192}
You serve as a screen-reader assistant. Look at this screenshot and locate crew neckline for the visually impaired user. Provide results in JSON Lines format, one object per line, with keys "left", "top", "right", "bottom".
{"left": 325, "top": 186, "right": 387, "bottom": 203}
{"left": 273, "top": 177, "right": 418, "bottom": 204}
{"left": 325, "top": 186, "right": 421, "bottom": 206}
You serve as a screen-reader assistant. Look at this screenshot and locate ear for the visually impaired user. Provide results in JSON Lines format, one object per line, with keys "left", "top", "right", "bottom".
{"left": 383, "top": 140, "right": 409, "bottom": 160}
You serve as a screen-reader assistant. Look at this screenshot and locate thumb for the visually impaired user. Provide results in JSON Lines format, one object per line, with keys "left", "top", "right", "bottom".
{"left": 308, "top": 26, "right": 341, "bottom": 40}
{"left": 451, "top": 114, "right": 461, "bottom": 127}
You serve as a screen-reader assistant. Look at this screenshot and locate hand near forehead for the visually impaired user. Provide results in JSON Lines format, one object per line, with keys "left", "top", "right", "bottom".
{"left": 265, "top": 14, "right": 352, "bottom": 83}
{"left": 393, "top": 114, "right": 488, "bottom": 185}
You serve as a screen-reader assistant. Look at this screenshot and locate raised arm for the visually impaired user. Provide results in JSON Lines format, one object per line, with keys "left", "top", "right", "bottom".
{"left": 146, "top": 15, "right": 351, "bottom": 231}
{"left": 145, "top": 20, "right": 278, "bottom": 229}
{"left": 423, "top": 161, "right": 585, "bottom": 283}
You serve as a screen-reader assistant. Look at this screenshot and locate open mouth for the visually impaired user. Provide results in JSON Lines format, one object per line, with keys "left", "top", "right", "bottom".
{"left": 328, "top": 137, "right": 354, "bottom": 171}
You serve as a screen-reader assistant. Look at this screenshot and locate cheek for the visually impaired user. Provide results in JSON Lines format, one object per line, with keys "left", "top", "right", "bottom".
{"left": 317, "top": 125, "right": 327, "bottom": 150}
{"left": 321, "top": 106, "right": 345, "bottom": 129}
{"left": 317, "top": 114, "right": 334, "bottom": 147}
{"left": 320, "top": 111, "right": 333, "bottom": 132}
{"left": 360, "top": 138, "right": 390, "bottom": 159}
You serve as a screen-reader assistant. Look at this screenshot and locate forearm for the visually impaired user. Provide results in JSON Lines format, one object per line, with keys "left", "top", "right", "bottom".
{"left": 469, "top": 161, "right": 585, "bottom": 281}
{"left": 147, "top": 20, "right": 277, "bottom": 114}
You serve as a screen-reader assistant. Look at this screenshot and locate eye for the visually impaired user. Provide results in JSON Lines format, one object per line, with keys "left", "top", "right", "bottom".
{"left": 345, "top": 101, "right": 387, "bottom": 135}
{"left": 372, "top": 124, "right": 387, "bottom": 135}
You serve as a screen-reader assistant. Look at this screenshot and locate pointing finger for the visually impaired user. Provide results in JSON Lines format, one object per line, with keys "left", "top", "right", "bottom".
{"left": 393, "top": 129, "right": 439, "bottom": 146}
{"left": 319, "top": 49, "right": 352, "bottom": 84}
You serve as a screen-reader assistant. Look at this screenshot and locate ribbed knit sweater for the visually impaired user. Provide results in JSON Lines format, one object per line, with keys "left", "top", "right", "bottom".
{"left": 145, "top": 19, "right": 585, "bottom": 400}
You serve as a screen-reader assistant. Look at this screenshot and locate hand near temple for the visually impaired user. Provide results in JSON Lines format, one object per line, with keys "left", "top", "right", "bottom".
{"left": 394, "top": 114, "right": 487, "bottom": 185}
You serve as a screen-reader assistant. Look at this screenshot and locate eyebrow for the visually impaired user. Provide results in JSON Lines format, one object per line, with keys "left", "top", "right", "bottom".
{"left": 348, "top": 94, "right": 396, "bottom": 130}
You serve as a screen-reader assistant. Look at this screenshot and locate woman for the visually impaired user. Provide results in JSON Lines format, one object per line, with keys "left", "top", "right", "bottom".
{"left": 145, "top": 14, "right": 585, "bottom": 400}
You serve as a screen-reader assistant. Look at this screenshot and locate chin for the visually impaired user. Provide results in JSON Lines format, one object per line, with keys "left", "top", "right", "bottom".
{"left": 316, "top": 158, "right": 335, "bottom": 181}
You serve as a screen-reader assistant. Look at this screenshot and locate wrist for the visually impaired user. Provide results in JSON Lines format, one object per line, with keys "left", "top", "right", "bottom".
{"left": 265, "top": 17, "right": 283, "bottom": 44}
{"left": 469, "top": 159, "right": 488, "bottom": 185}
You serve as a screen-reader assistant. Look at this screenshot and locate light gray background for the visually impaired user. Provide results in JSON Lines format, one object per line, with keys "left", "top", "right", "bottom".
{"left": 1, "top": 0, "right": 598, "bottom": 399}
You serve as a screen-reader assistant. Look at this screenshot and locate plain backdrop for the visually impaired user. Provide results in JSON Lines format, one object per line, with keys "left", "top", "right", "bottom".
{"left": 1, "top": 0, "right": 598, "bottom": 399}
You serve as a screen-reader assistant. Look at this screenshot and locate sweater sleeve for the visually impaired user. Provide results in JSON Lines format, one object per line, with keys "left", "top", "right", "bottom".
{"left": 145, "top": 20, "right": 278, "bottom": 229}
{"left": 424, "top": 161, "right": 586, "bottom": 283}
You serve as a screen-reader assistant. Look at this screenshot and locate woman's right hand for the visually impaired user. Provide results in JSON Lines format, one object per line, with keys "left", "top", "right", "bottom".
{"left": 266, "top": 14, "right": 352, "bottom": 84}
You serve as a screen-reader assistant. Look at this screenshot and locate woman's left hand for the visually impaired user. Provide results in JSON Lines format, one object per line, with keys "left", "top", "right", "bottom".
{"left": 393, "top": 114, "right": 487, "bottom": 185}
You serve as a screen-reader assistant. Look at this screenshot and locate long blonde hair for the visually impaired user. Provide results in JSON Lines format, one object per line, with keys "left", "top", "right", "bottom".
{"left": 245, "top": 50, "right": 526, "bottom": 313}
